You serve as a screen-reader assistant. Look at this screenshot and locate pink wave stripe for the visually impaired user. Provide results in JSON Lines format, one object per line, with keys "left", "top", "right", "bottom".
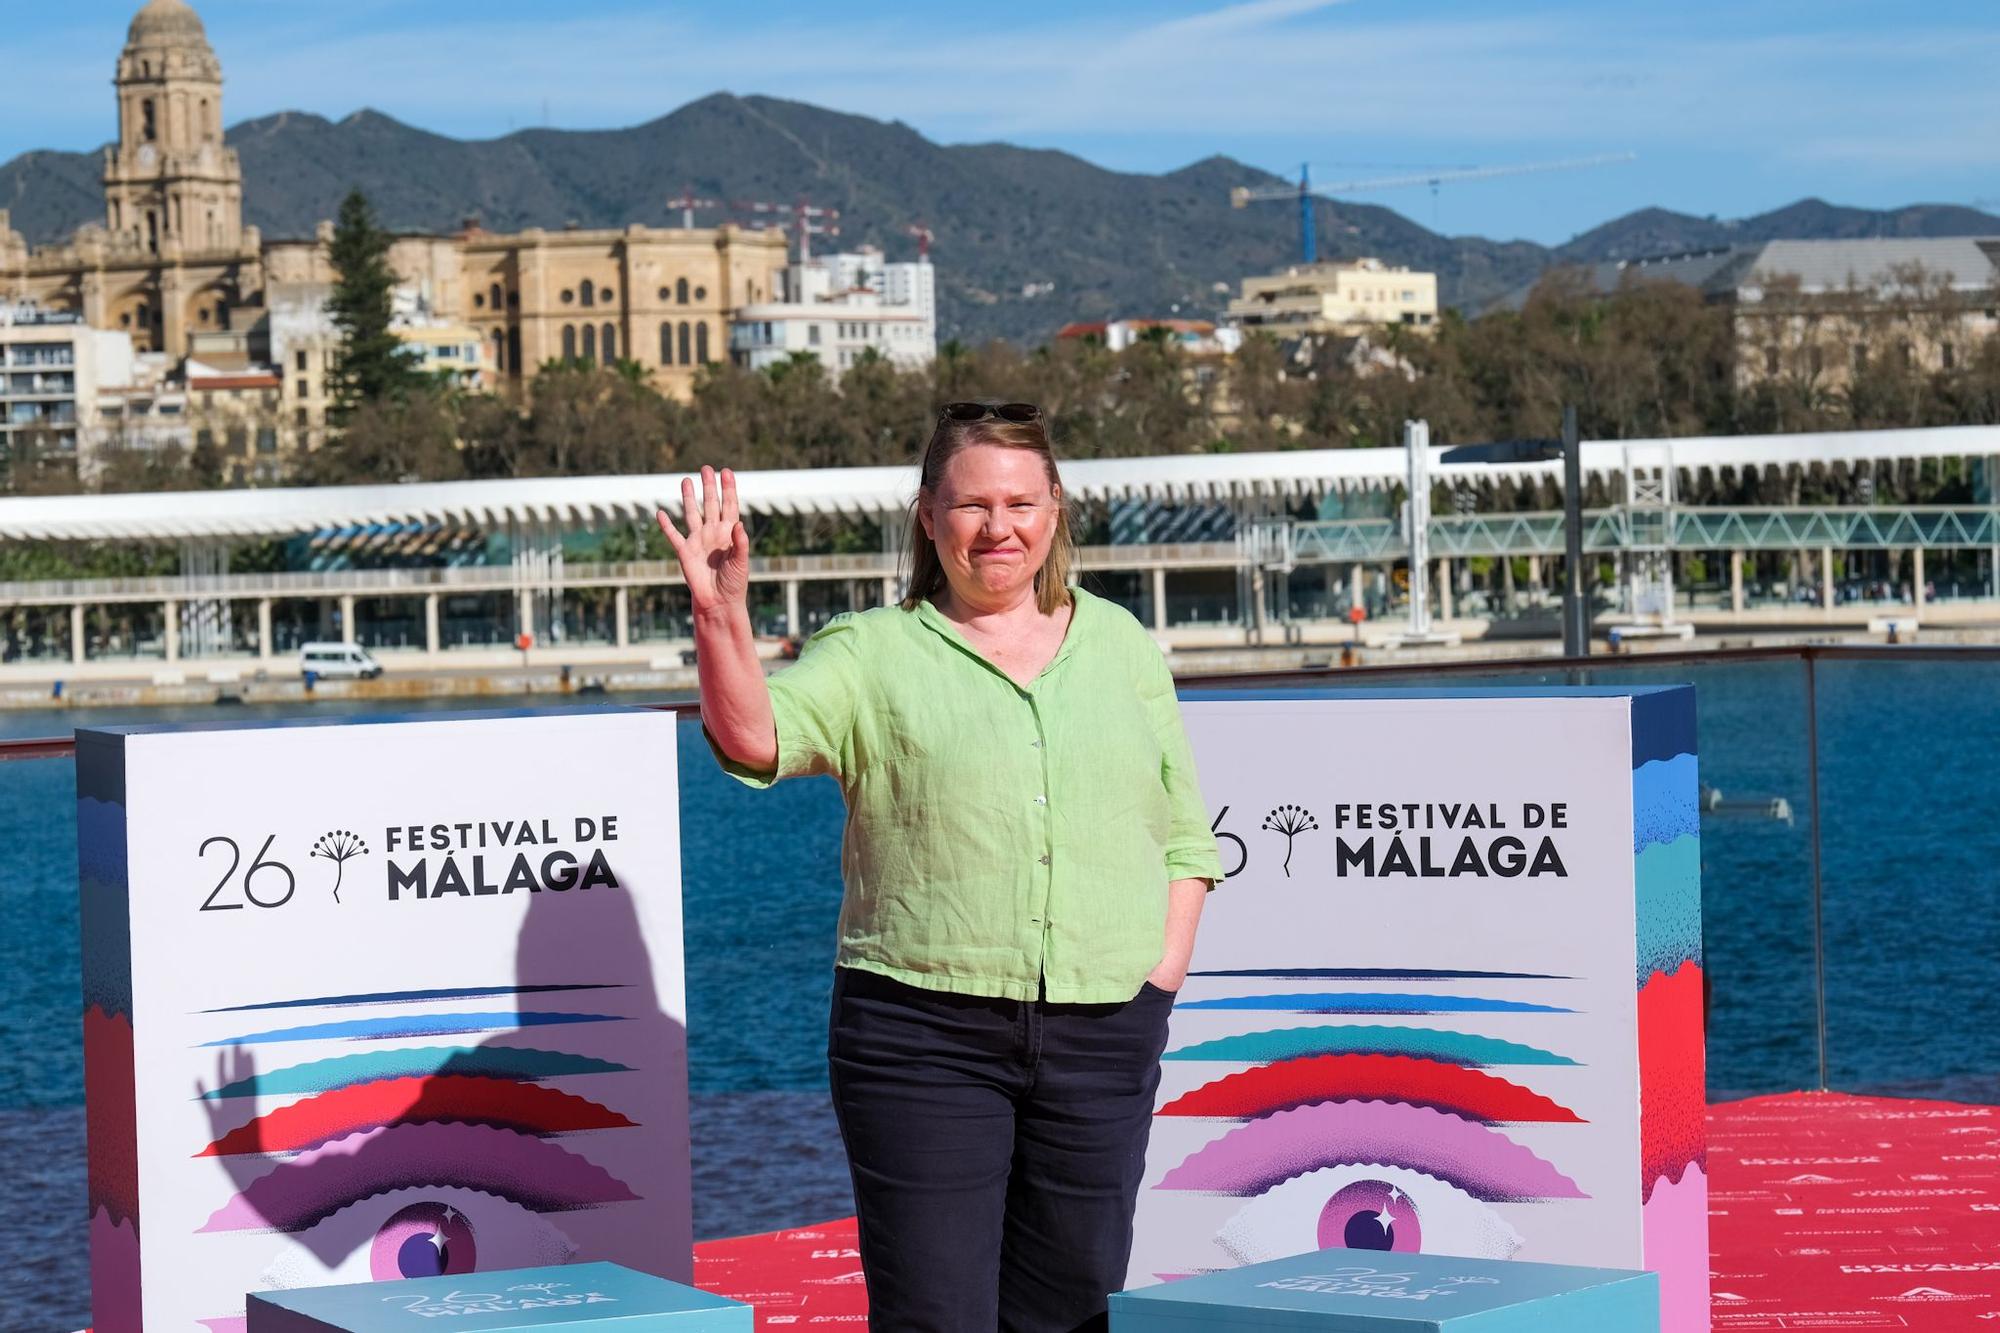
{"left": 198, "top": 1120, "right": 638, "bottom": 1232}
{"left": 1643, "top": 1160, "right": 1711, "bottom": 1333}
{"left": 1155, "top": 1098, "right": 1585, "bottom": 1201}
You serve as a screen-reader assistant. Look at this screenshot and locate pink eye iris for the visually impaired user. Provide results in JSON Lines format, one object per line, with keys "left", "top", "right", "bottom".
{"left": 1317, "top": 1178, "right": 1422, "bottom": 1252}
{"left": 371, "top": 1201, "right": 478, "bottom": 1278}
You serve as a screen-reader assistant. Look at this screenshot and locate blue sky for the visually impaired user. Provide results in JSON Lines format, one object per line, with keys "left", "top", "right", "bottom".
{"left": 8, "top": 0, "right": 1998, "bottom": 246}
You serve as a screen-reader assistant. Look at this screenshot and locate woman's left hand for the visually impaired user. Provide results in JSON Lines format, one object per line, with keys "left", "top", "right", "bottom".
{"left": 1149, "top": 876, "right": 1210, "bottom": 993}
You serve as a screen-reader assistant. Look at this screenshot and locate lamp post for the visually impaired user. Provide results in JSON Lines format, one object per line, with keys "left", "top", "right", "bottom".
{"left": 1439, "top": 405, "right": 1588, "bottom": 658}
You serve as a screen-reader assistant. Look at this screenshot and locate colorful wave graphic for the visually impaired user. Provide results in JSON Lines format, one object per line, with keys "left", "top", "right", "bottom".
{"left": 197, "top": 1076, "right": 637, "bottom": 1156}
{"left": 196, "top": 1044, "right": 633, "bottom": 1100}
{"left": 1160, "top": 1054, "right": 1584, "bottom": 1124}
{"left": 1636, "top": 837, "right": 1702, "bottom": 985}
{"left": 1164, "top": 1025, "right": 1576, "bottom": 1067}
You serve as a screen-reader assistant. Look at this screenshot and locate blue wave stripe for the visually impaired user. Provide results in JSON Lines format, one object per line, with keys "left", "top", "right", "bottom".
{"left": 203, "top": 983, "right": 627, "bottom": 1013}
{"left": 1189, "top": 968, "right": 1568, "bottom": 980}
{"left": 200, "top": 1011, "right": 623, "bottom": 1046}
{"left": 1633, "top": 753, "right": 1700, "bottom": 852}
{"left": 1175, "top": 993, "right": 1571, "bottom": 1014}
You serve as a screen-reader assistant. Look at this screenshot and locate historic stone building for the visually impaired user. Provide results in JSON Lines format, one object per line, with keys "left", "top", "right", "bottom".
{"left": 0, "top": 0, "right": 790, "bottom": 414}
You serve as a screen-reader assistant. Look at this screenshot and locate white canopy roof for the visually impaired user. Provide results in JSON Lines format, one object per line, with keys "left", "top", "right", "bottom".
{"left": 2, "top": 424, "right": 1996, "bottom": 543}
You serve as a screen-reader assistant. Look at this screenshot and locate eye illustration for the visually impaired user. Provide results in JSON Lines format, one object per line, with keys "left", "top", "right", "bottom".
{"left": 1151, "top": 976, "right": 1589, "bottom": 1277}
{"left": 257, "top": 1186, "right": 578, "bottom": 1287}
{"left": 191, "top": 984, "right": 658, "bottom": 1328}
{"left": 1215, "top": 1164, "right": 1524, "bottom": 1263}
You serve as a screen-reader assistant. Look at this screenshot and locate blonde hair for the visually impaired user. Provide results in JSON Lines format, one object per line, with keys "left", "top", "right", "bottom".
{"left": 900, "top": 413, "right": 1076, "bottom": 615}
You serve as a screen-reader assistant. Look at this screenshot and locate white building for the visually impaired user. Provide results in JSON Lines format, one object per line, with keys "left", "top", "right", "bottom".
{"left": 1224, "top": 257, "right": 1439, "bottom": 338}
{"left": 0, "top": 303, "right": 136, "bottom": 465}
{"left": 730, "top": 245, "right": 937, "bottom": 373}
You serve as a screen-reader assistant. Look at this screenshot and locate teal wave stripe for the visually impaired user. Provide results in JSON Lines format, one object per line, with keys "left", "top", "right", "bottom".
{"left": 1164, "top": 1024, "right": 1578, "bottom": 1066}
{"left": 196, "top": 1045, "right": 634, "bottom": 1100}
{"left": 200, "top": 1011, "right": 621, "bottom": 1047}
{"left": 1636, "top": 834, "right": 1702, "bottom": 984}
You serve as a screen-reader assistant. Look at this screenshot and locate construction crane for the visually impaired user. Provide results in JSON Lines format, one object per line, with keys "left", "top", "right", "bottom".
{"left": 730, "top": 198, "right": 840, "bottom": 260}
{"left": 1232, "top": 153, "right": 1637, "bottom": 264}
{"left": 665, "top": 188, "right": 723, "bottom": 229}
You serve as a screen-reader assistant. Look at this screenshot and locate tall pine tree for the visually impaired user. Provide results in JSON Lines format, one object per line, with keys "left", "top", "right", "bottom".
{"left": 326, "top": 190, "right": 421, "bottom": 421}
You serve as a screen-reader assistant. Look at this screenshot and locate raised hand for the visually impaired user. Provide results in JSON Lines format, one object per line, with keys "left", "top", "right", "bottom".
{"left": 657, "top": 465, "right": 750, "bottom": 615}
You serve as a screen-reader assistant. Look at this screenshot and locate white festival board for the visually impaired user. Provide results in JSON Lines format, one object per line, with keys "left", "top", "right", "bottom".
{"left": 77, "top": 709, "right": 690, "bottom": 1332}
{"left": 1133, "top": 689, "right": 1707, "bottom": 1331}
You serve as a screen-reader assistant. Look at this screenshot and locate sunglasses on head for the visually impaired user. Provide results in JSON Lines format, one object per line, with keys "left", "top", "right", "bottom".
{"left": 939, "top": 401, "right": 1042, "bottom": 423}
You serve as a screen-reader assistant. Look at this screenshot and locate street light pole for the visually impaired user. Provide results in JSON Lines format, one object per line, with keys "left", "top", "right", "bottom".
{"left": 1562, "top": 405, "right": 1586, "bottom": 658}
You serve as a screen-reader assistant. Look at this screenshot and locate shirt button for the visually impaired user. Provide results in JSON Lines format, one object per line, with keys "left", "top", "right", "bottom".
{"left": 1038, "top": 854, "right": 1051, "bottom": 866}
{"left": 1030, "top": 740, "right": 1043, "bottom": 748}
{"left": 1033, "top": 795, "right": 1047, "bottom": 805}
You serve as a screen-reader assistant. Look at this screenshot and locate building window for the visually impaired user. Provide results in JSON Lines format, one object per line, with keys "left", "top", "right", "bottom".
{"left": 473, "top": 292, "right": 485, "bottom": 309}
{"left": 295, "top": 350, "right": 308, "bottom": 373}
{"left": 1943, "top": 341, "right": 1956, "bottom": 370}
{"left": 694, "top": 286, "right": 707, "bottom": 302}
{"left": 660, "top": 322, "right": 674, "bottom": 364}
{"left": 677, "top": 278, "right": 690, "bottom": 305}
{"left": 562, "top": 325, "right": 577, "bottom": 359}
{"left": 678, "top": 321, "right": 691, "bottom": 364}
{"left": 808, "top": 324, "right": 821, "bottom": 346}
{"left": 196, "top": 428, "right": 214, "bottom": 451}
{"left": 1764, "top": 346, "right": 1780, "bottom": 375}
{"left": 227, "top": 426, "right": 248, "bottom": 453}
{"left": 256, "top": 427, "right": 278, "bottom": 454}
{"left": 508, "top": 326, "right": 521, "bottom": 375}
{"left": 581, "top": 279, "right": 595, "bottom": 309}
{"left": 581, "top": 324, "right": 597, "bottom": 362}
{"left": 492, "top": 328, "right": 506, "bottom": 372}
{"left": 489, "top": 282, "right": 503, "bottom": 311}
{"left": 142, "top": 99, "right": 157, "bottom": 142}
{"left": 601, "top": 288, "right": 615, "bottom": 303}
{"left": 561, "top": 289, "right": 575, "bottom": 305}
{"left": 295, "top": 407, "right": 308, "bottom": 428}
{"left": 696, "top": 322, "right": 710, "bottom": 364}
{"left": 602, "top": 323, "right": 617, "bottom": 361}
{"left": 658, "top": 286, "right": 671, "bottom": 301}
{"left": 296, "top": 378, "right": 310, "bottom": 399}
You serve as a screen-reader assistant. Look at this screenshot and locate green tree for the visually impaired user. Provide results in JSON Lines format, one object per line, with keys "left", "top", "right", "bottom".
{"left": 326, "top": 190, "right": 422, "bottom": 422}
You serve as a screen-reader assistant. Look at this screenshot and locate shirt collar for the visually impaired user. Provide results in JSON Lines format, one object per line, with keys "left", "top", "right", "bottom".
{"left": 915, "top": 585, "right": 1088, "bottom": 687}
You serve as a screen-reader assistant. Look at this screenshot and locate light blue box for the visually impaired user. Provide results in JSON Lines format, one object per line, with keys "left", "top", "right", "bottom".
{"left": 1110, "top": 1249, "right": 1659, "bottom": 1332}
{"left": 246, "top": 1263, "right": 752, "bottom": 1332}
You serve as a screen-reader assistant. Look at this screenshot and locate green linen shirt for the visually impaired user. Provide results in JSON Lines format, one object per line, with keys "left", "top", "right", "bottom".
{"left": 707, "top": 585, "right": 1223, "bottom": 1002}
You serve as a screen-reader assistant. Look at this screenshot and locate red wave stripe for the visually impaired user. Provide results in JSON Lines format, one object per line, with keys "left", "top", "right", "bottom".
{"left": 196, "top": 1074, "right": 636, "bottom": 1157}
{"left": 84, "top": 1007, "right": 138, "bottom": 1227}
{"left": 1639, "top": 960, "right": 1707, "bottom": 1197}
{"left": 1158, "top": 1052, "right": 1584, "bottom": 1123}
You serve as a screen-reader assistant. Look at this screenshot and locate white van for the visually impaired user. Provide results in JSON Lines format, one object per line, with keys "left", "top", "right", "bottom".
{"left": 299, "top": 642, "right": 385, "bottom": 680}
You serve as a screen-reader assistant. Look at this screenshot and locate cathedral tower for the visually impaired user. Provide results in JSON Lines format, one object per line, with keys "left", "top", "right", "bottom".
{"left": 103, "top": 0, "right": 244, "bottom": 258}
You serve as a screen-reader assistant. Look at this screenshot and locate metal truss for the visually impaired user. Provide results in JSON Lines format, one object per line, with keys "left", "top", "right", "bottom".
{"left": 1266, "top": 505, "right": 2000, "bottom": 564}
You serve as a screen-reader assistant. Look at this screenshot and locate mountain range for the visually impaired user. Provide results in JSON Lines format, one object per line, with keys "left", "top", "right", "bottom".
{"left": 4, "top": 93, "right": 1997, "bottom": 345}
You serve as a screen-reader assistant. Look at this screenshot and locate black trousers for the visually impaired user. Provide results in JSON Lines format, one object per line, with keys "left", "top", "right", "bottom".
{"left": 827, "top": 966, "right": 1174, "bottom": 1333}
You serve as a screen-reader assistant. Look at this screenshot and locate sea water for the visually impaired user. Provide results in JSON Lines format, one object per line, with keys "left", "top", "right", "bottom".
{"left": 3, "top": 662, "right": 1995, "bottom": 1323}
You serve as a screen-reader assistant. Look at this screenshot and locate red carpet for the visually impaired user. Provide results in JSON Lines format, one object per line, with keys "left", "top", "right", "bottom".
{"left": 692, "top": 1093, "right": 2000, "bottom": 1330}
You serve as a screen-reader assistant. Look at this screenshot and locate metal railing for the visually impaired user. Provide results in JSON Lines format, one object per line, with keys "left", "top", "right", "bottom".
{"left": 5, "top": 642, "right": 1994, "bottom": 1098}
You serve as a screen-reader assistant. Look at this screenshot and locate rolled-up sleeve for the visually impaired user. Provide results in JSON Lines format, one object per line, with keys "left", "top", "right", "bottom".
{"left": 703, "top": 614, "right": 861, "bottom": 788}
{"left": 1139, "top": 643, "right": 1223, "bottom": 883}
